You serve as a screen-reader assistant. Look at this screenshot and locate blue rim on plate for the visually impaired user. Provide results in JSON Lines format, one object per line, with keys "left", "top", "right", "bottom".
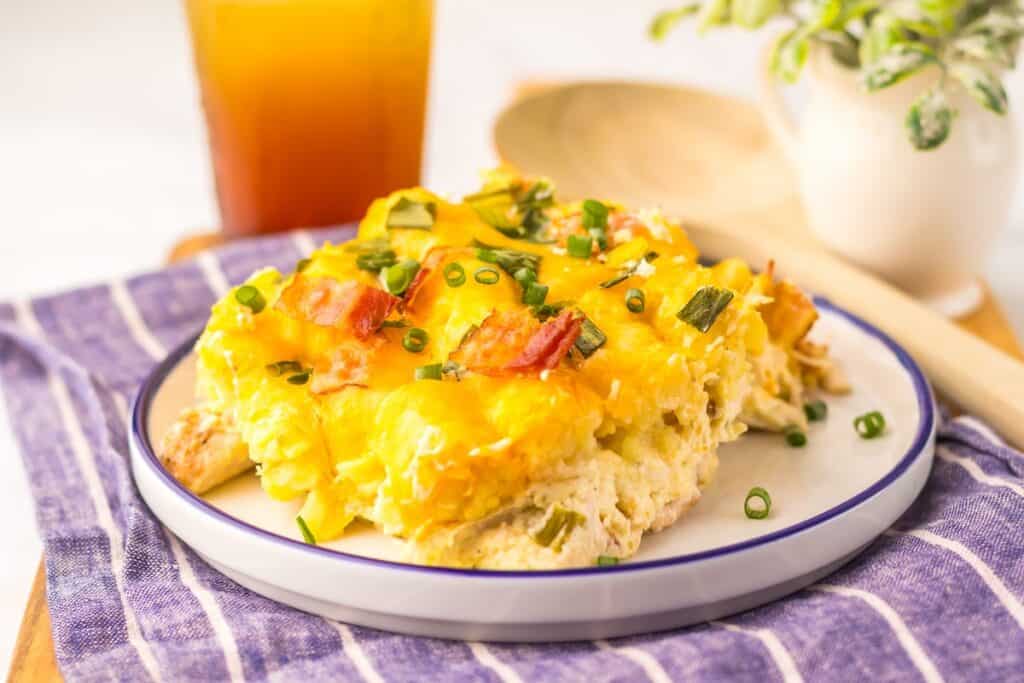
{"left": 131, "top": 296, "right": 935, "bottom": 578}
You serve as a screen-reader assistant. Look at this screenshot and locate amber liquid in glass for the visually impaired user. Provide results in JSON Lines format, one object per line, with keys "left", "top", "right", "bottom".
{"left": 186, "top": 0, "right": 433, "bottom": 235}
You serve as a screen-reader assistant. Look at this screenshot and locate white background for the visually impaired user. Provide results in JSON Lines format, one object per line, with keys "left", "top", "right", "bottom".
{"left": 1, "top": 0, "right": 1022, "bottom": 668}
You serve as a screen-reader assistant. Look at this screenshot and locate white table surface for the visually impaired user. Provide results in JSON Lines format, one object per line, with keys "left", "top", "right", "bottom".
{"left": 2, "top": 0, "right": 1022, "bottom": 669}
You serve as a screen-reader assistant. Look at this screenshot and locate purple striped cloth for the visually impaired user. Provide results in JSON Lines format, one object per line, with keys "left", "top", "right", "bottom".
{"left": 2, "top": 227, "right": 1023, "bottom": 682}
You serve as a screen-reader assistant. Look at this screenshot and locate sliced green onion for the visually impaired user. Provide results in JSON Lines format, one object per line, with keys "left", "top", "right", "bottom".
{"left": 415, "top": 363, "right": 443, "bottom": 380}
{"left": 287, "top": 371, "right": 311, "bottom": 385}
{"left": 574, "top": 314, "right": 606, "bottom": 359}
{"left": 854, "top": 411, "right": 886, "bottom": 439}
{"left": 443, "top": 262, "right": 466, "bottom": 287}
{"left": 567, "top": 234, "right": 593, "bottom": 259}
{"left": 784, "top": 426, "right": 807, "bottom": 447}
{"left": 589, "top": 227, "right": 608, "bottom": 251}
{"left": 383, "top": 259, "right": 421, "bottom": 296}
{"left": 402, "top": 327, "right": 429, "bottom": 353}
{"left": 625, "top": 288, "right": 645, "bottom": 313}
{"left": 295, "top": 258, "right": 312, "bottom": 273}
{"left": 386, "top": 197, "right": 436, "bottom": 230}
{"left": 379, "top": 319, "right": 408, "bottom": 328}
{"left": 472, "top": 240, "right": 542, "bottom": 277}
{"left": 744, "top": 487, "right": 771, "bottom": 519}
{"left": 581, "top": 199, "right": 609, "bottom": 230}
{"left": 266, "top": 360, "right": 303, "bottom": 377}
{"left": 596, "top": 556, "right": 620, "bottom": 566}
{"left": 523, "top": 282, "right": 549, "bottom": 306}
{"left": 356, "top": 249, "right": 398, "bottom": 272}
{"left": 804, "top": 400, "right": 828, "bottom": 422}
{"left": 514, "top": 267, "right": 537, "bottom": 288}
{"left": 531, "top": 301, "right": 570, "bottom": 322}
{"left": 234, "top": 285, "right": 266, "bottom": 314}
{"left": 296, "top": 515, "right": 317, "bottom": 544}
{"left": 534, "top": 507, "right": 586, "bottom": 548}
{"left": 441, "top": 360, "right": 465, "bottom": 381}
{"left": 474, "top": 267, "right": 500, "bottom": 285}
{"left": 599, "top": 272, "right": 630, "bottom": 289}
{"left": 677, "top": 286, "right": 734, "bottom": 333}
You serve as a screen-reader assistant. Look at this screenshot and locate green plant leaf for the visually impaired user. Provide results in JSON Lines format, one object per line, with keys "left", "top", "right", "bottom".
{"left": 952, "top": 33, "right": 1015, "bottom": 67}
{"left": 859, "top": 13, "right": 902, "bottom": 65}
{"left": 731, "top": 0, "right": 780, "bottom": 29}
{"left": 649, "top": 4, "right": 701, "bottom": 40}
{"left": 836, "top": 0, "right": 880, "bottom": 25}
{"left": 808, "top": 0, "right": 842, "bottom": 29}
{"left": 917, "top": 0, "right": 966, "bottom": 31}
{"left": 771, "top": 29, "right": 810, "bottom": 83}
{"left": 818, "top": 29, "right": 861, "bottom": 67}
{"left": 860, "top": 42, "right": 936, "bottom": 90}
{"left": 906, "top": 88, "right": 956, "bottom": 149}
{"left": 696, "top": 0, "right": 731, "bottom": 34}
{"left": 962, "top": 10, "right": 1024, "bottom": 40}
{"left": 951, "top": 63, "right": 1009, "bottom": 114}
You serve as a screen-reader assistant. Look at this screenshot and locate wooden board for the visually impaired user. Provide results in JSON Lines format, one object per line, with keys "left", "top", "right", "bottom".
{"left": 8, "top": 84, "right": 1023, "bottom": 683}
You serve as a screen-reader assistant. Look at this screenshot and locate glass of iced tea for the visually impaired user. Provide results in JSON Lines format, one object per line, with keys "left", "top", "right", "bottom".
{"left": 185, "top": 0, "right": 433, "bottom": 236}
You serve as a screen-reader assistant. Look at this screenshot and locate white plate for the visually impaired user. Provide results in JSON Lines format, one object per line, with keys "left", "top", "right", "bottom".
{"left": 130, "top": 299, "right": 936, "bottom": 642}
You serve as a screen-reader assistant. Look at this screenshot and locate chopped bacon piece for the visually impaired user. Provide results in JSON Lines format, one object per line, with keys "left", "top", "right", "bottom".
{"left": 276, "top": 274, "right": 399, "bottom": 340}
{"left": 760, "top": 279, "right": 818, "bottom": 347}
{"left": 505, "top": 310, "right": 583, "bottom": 372}
{"left": 449, "top": 308, "right": 583, "bottom": 375}
{"left": 310, "top": 339, "right": 379, "bottom": 394}
{"left": 402, "top": 248, "right": 448, "bottom": 312}
{"left": 449, "top": 309, "right": 539, "bottom": 375}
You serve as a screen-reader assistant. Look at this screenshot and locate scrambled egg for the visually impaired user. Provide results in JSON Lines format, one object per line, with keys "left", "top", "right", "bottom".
{"left": 187, "top": 170, "right": 828, "bottom": 568}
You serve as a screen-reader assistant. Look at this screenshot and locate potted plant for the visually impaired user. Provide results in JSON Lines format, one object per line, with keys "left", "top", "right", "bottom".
{"left": 651, "top": 0, "right": 1023, "bottom": 316}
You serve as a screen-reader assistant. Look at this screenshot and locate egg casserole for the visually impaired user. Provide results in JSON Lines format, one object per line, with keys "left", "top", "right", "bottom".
{"left": 160, "top": 170, "right": 844, "bottom": 569}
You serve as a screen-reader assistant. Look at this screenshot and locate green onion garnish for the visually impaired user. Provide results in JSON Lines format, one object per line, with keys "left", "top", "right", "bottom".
{"left": 596, "top": 556, "right": 619, "bottom": 567}
{"left": 514, "top": 267, "right": 537, "bottom": 288}
{"left": 804, "top": 400, "right": 828, "bottom": 422}
{"left": 415, "top": 363, "right": 443, "bottom": 380}
{"left": 386, "top": 197, "right": 436, "bottom": 230}
{"left": 589, "top": 227, "right": 608, "bottom": 251}
{"left": 784, "top": 426, "right": 807, "bottom": 447}
{"left": 441, "top": 360, "right": 465, "bottom": 381}
{"left": 472, "top": 240, "right": 542, "bottom": 277}
{"left": 523, "top": 282, "right": 549, "bottom": 306}
{"left": 356, "top": 249, "right": 398, "bottom": 272}
{"left": 379, "top": 319, "right": 408, "bottom": 328}
{"left": 625, "top": 288, "right": 645, "bottom": 313}
{"left": 465, "top": 181, "right": 556, "bottom": 242}
{"left": 234, "top": 285, "right": 266, "bottom": 314}
{"left": 383, "top": 259, "right": 421, "bottom": 296}
{"left": 287, "top": 371, "right": 311, "bottom": 385}
{"left": 474, "top": 267, "right": 500, "bottom": 285}
{"left": 600, "top": 253, "right": 658, "bottom": 289}
{"left": 402, "top": 327, "right": 429, "bottom": 353}
{"left": 676, "top": 286, "right": 734, "bottom": 333}
{"left": 266, "top": 360, "right": 303, "bottom": 377}
{"left": 531, "top": 301, "right": 570, "bottom": 322}
{"left": 534, "top": 507, "right": 586, "bottom": 548}
{"left": 567, "top": 234, "right": 593, "bottom": 259}
{"left": 854, "top": 411, "right": 886, "bottom": 439}
{"left": 295, "top": 258, "right": 312, "bottom": 273}
{"left": 744, "top": 487, "right": 771, "bottom": 519}
{"left": 581, "top": 199, "right": 609, "bottom": 230}
{"left": 296, "top": 515, "right": 317, "bottom": 544}
{"left": 574, "top": 314, "right": 606, "bottom": 358}
{"left": 600, "top": 273, "right": 630, "bottom": 289}
{"left": 443, "top": 262, "right": 466, "bottom": 287}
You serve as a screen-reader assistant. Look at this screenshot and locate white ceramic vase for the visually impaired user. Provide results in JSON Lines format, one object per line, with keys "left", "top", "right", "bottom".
{"left": 759, "top": 48, "right": 1020, "bottom": 317}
